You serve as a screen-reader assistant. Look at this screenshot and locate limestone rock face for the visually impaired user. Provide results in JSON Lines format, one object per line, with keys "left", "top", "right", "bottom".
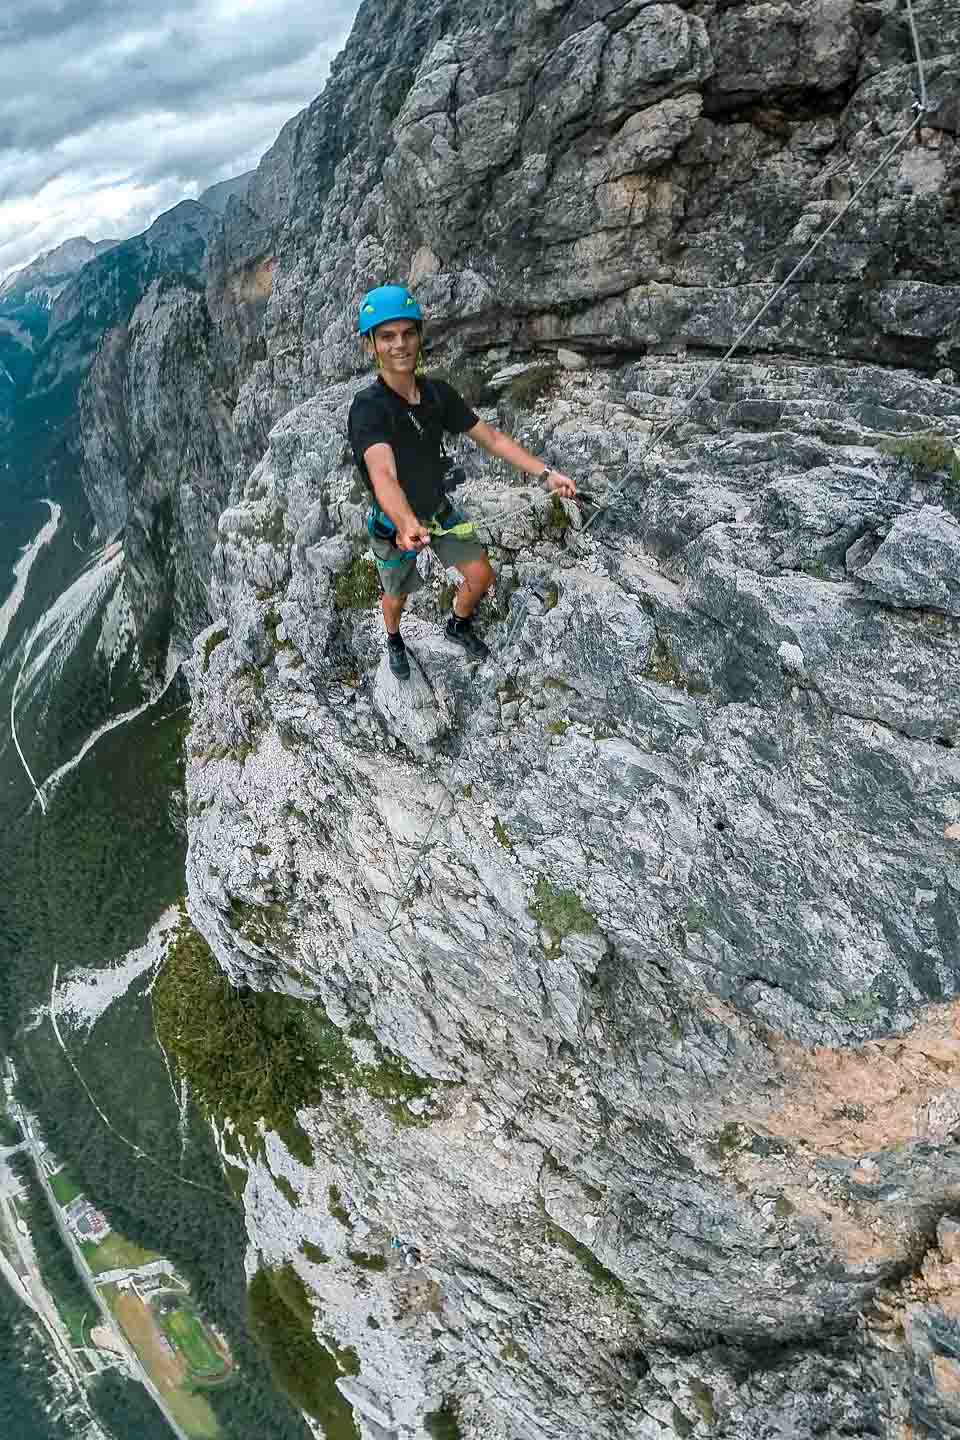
{"left": 149, "top": 0, "right": 960, "bottom": 1435}
{"left": 188, "top": 352, "right": 960, "bottom": 1440}
{"left": 234, "top": 0, "right": 960, "bottom": 443}
{"left": 74, "top": 197, "right": 281, "bottom": 663}
{"left": 856, "top": 502, "right": 960, "bottom": 617}
{"left": 79, "top": 281, "right": 241, "bottom": 661}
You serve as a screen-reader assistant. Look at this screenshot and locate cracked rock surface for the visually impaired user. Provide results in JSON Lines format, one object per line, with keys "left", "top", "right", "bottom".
{"left": 188, "top": 350, "right": 960, "bottom": 1439}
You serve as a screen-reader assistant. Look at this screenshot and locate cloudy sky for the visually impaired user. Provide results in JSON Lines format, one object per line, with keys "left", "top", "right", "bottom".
{"left": 0, "top": 0, "right": 361, "bottom": 282}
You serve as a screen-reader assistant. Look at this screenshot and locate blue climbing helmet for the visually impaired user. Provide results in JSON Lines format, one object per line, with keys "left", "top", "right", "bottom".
{"left": 358, "top": 284, "right": 424, "bottom": 336}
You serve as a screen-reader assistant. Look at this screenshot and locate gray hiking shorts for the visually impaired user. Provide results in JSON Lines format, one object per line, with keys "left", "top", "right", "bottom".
{"left": 371, "top": 511, "right": 486, "bottom": 598}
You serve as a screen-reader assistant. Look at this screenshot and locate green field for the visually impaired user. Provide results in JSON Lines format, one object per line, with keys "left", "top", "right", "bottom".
{"left": 162, "top": 1306, "right": 229, "bottom": 1382}
{"left": 82, "top": 1231, "right": 161, "bottom": 1276}
{"left": 166, "top": 1390, "right": 220, "bottom": 1439}
{"left": 49, "top": 1167, "right": 83, "bottom": 1207}
{"left": 59, "top": 1296, "right": 96, "bottom": 1348}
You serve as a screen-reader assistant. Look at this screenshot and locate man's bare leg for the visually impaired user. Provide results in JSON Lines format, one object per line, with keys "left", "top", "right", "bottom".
{"left": 452, "top": 556, "right": 495, "bottom": 619}
{"left": 446, "top": 555, "right": 495, "bottom": 660}
{"left": 382, "top": 592, "right": 406, "bottom": 635}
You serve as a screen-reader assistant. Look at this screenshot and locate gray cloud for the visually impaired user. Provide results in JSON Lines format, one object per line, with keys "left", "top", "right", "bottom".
{"left": 0, "top": 0, "right": 361, "bottom": 280}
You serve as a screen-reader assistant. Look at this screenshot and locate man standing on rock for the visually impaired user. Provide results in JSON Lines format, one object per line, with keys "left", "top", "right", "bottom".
{"left": 348, "top": 284, "right": 576, "bottom": 680}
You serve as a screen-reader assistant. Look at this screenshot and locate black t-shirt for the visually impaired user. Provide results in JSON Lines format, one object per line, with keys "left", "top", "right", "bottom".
{"left": 348, "top": 376, "right": 479, "bottom": 521}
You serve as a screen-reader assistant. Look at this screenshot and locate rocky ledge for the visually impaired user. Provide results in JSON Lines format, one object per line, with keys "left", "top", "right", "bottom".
{"left": 181, "top": 350, "right": 960, "bottom": 1439}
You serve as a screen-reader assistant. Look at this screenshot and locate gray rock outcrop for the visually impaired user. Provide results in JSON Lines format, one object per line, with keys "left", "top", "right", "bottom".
{"left": 74, "top": 188, "right": 283, "bottom": 661}
{"left": 187, "top": 343, "right": 960, "bottom": 1438}
{"left": 856, "top": 501, "right": 960, "bottom": 616}
{"left": 234, "top": 0, "right": 960, "bottom": 442}
{"left": 79, "top": 279, "right": 242, "bottom": 659}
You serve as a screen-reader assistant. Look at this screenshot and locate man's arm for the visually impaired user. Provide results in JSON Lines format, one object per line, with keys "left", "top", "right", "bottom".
{"left": 365, "top": 443, "right": 430, "bottom": 551}
{"left": 465, "top": 420, "right": 576, "bottom": 497}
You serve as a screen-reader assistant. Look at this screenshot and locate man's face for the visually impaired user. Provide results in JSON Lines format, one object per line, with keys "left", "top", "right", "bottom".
{"left": 370, "top": 319, "right": 420, "bottom": 372}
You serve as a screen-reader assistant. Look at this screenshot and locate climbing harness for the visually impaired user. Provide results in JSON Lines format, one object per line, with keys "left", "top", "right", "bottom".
{"left": 368, "top": 501, "right": 478, "bottom": 559}
{"left": 383, "top": 0, "right": 930, "bottom": 937}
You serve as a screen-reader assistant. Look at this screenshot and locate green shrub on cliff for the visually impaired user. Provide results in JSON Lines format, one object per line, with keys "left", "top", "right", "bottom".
{"left": 429, "top": 361, "right": 496, "bottom": 409}
{"left": 508, "top": 363, "right": 560, "bottom": 409}
{"left": 334, "top": 556, "right": 379, "bottom": 609}
{"left": 154, "top": 909, "right": 440, "bottom": 1149}
{"left": 248, "top": 1265, "right": 359, "bottom": 1437}
{"left": 153, "top": 910, "right": 324, "bottom": 1153}
{"left": 882, "top": 431, "right": 960, "bottom": 491}
{"left": 424, "top": 1399, "right": 463, "bottom": 1440}
{"left": 529, "top": 879, "right": 598, "bottom": 947}
{"left": 201, "top": 626, "right": 228, "bottom": 673}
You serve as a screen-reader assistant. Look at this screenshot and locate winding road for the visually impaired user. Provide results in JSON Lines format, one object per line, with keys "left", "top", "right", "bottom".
{"left": 0, "top": 1139, "right": 85, "bottom": 1386}
{"left": 5, "top": 1089, "right": 189, "bottom": 1440}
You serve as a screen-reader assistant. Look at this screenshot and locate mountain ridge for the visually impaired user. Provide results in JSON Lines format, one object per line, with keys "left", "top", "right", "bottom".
{"left": 4, "top": 2, "right": 960, "bottom": 1436}
{"left": 0, "top": 236, "right": 120, "bottom": 302}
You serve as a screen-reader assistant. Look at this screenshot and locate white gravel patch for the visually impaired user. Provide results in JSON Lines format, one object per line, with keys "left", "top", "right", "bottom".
{"left": 54, "top": 906, "right": 180, "bottom": 1033}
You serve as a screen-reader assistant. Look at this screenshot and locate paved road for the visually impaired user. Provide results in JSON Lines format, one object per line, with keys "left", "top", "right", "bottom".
{"left": 16, "top": 1119, "right": 191, "bottom": 1440}
{"left": 0, "top": 1176, "right": 83, "bottom": 1385}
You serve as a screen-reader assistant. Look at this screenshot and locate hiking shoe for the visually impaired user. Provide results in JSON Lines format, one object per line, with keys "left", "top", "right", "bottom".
{"left": 386, "top": 633, "right": 410, "bottom": 680}
{"left": 445, "top": 615, "right": 489, "bottom": 661}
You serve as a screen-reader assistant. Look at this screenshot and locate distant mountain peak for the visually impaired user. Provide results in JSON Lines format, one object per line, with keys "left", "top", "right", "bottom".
{"left": 0, "top": 236, "right": 119, "bottom": 302}
{"left": 197, "top": 171, "right": 255, "bottom": 215}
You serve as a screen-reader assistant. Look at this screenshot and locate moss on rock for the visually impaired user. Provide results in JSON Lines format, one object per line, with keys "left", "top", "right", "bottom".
{"left": 328, "top": 1184, "right": 353, "bottom": 1231}
{"left": 274, "top": 1174, "right": 300, "bottom": 1209}
{"left": 644, "top": 637, "right": 688, "bottom": 690}
{"left": 248, "top": 1265, "right": 359, "bottom": 1437}
{"left": 348, "top": 1249, "right": 388, "bottom": 1273}
{"left": 881, "top": 431, "right": 959, "bottom": 478}
{"left": 201, "top": 627, "right": 228, "bottom": 673}
{"left": 334, "top": 556, "right": 380, "bottom": 610}
{"left": 424, "top": 1398, "right": 464, "bottom": 1440}
{"left": 302, "top": 1239, "right": 331, "bottom": 1264}
{"left": 530, "top": 878, "right": 598, "bottom": 944}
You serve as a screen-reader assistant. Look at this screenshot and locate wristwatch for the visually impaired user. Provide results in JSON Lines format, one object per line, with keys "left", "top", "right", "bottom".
{"left": 536, "top": 467, "right": 553, "bottom": 484}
